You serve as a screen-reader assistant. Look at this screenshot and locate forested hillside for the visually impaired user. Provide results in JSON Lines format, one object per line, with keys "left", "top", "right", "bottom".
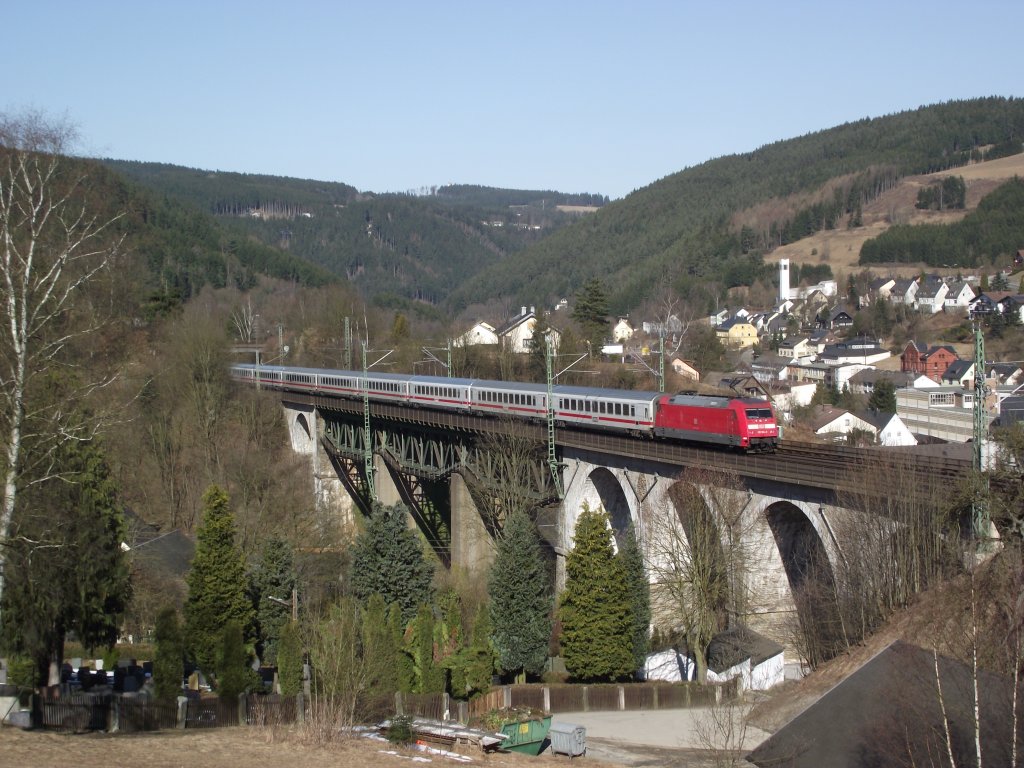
{"left": 104, "top": 162, "right": 598, "bottom": 312}
{"left": 65, "top": 160, "right": 336, "bottom": 319}
{"left": 449, "top": 97, "right": 1024, "bottom": 315}
{"left": 860, "top": 176, "right": 1024, "bottom": 267}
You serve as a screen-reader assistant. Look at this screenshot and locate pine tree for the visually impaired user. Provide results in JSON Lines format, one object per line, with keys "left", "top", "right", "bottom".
{"left": 276, "top": 620, "right": 303, "bottom": 696}
{"left": 215, "top": 620, "right": 254, "bottom": 699}
{"left": 350, "top": 502, "right": 434, "bottom": 623}
{"left": 559, "top": 504, "right": 634, "bottom": 682}
{"left": 868, "top": 379, "right": 898, "bottom": 414}
{"left": 185, "top": 486, "right": 254, "bottom": 676}
{"left": 571, "top": 278, "right": 610, "bottom": 350}
{"left": 0, "top": 434, "right": 131, "bottom": 684}
{"left": 360, "top": 593, "right": 405, "bottom": 698}
{"left": 153, "top": 606, "right": 185, "bottom": 703}
{"left": 407, "top": 603, "right": 445, "bottom": 693}
{"left": 249, "top": 537, "right": 296, "bottom": 665}
{"left": 488, "top": 510, "right": 551, "bottom": 682}
{"left": 618, "top": 526, "right": 651, "bottom": 674}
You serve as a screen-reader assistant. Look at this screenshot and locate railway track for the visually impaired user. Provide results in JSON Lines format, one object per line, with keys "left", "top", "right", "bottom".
{"left": 287, "top": 393, "right": 973, "bottom": 495}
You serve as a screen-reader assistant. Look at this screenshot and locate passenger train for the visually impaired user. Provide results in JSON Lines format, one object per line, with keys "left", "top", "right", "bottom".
{"left": 230, "top": 363, "right": 779, "bottom": 453}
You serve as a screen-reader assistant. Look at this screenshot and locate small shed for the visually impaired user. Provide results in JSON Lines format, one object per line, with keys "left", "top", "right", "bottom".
{"left": 643, "top": 626, "right": 785, "bottom": 691}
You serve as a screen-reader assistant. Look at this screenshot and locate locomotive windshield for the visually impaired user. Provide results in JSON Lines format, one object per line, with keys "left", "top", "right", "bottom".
{"left": 745, "top": 408, "right": 774, "bottom": 420}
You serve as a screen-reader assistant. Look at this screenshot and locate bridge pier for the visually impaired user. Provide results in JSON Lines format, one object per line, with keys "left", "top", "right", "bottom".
{"left": 449, "top": 472, "right": 495, "bottom": 575}
{"left": 282, "top": 400, "right": 355, "bottom": 531}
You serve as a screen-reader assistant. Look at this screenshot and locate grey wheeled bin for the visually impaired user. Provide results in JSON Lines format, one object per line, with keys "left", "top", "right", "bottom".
{"left": 548, "top": 721, "right": 586, "bottom": 757}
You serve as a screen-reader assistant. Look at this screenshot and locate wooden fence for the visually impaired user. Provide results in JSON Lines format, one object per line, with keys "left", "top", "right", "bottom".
{"left": 31, "top": 679, "right": 738, "bottom": 734}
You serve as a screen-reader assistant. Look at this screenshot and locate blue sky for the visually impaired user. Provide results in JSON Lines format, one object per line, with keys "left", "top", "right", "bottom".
{"left": 5, "top": 1, "right": 1022, "bottom": 199}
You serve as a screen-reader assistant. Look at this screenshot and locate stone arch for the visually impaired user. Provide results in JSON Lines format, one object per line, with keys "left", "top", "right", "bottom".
{"left": 764, "top": 501, "right": 843, "bottom": 666}
{"left": 577, "top": 466, "right": 633, "bottom": 546}
{"left": 283, "top": 404, "right": 316, "bottom": 455}
{"left": 295, "top": 412, "right": 312, "bottom": 440}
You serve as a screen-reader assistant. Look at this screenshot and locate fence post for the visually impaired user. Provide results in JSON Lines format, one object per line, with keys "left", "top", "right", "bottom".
{"left": 618, "top": 685, "right": 625, "bottom": 711}
{"left": 109, "top": 695, "right": 120, "bottom": 733}
{"left": 543, "top": 686, "right": 550, "bottom": 714}
{"left": 394, "top": 691, "right": 404, "bottom": 716}
{"left": 296, "top": 692, "right": 304, "bottom": 724}
{"left": 238, "top": 693, "right": 247, "bottom": 726}
{"left": 502, "top": 685, "right": 511, "bottom": 709}
{"left": 457, "top": 700, "right": 468, "bottom": 724}
{"left": 176, "top": 696, "right": 188, "bottom": 729}
{"left": 652, "top": 684, "right": 659, "bottom": 710}
{"left": 582, "top": 686, "right": 589, "bottom": 712}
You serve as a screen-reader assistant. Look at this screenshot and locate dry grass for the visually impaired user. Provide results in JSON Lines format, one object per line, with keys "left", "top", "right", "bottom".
{"left": 0, "top": 724, "right": 618, "bottom": 768}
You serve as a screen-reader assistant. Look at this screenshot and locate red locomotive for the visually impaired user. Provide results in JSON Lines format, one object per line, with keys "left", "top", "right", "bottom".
{"left": 654, "top": 393, "right": 778, "bottom": 453}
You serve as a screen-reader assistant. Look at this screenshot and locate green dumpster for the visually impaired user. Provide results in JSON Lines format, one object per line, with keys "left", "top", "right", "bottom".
{"left": 499, "top": 715, "right": 552, "bottom": 755}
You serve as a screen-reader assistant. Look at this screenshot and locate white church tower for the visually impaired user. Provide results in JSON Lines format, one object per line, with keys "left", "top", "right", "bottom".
{"left": 778, "top": 259, "right": 791, "bottom": 303}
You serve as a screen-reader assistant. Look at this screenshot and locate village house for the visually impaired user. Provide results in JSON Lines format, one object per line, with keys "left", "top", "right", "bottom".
{"left": 643, "top": 314, "right": 684, "bottom": 336}
{"left": 914, "top": 278, "right": 949, "bottom": 314}
{"left": 707, "top": 308, "right": 730, "bottom": 327}
{"left": 943, "top": 280, "right": 975, "bottom": 311}
{"left": 454, "top": 320, "right": 499, "bottom": 346}
{"left": 715, "top": 316, "right": 758, "bottom": 349}
{"left": 670, "top": 358, "right": 700, "bottom": 382}
{"left": 807, "top": 405, "right": 877, "bottom": 440}
{"left": 969, "top": 291, "right": 1012, "bottom": 318}
{"left": 751, "top": 354, "right": 790, "bottom": 384}
{"left": 718, "top": 374, "right": 770, "bottom": 399}
{"left": 866, "top": 276, "right": 896, "bottom": 305}
{"left": 777, "top": 335, "right": 813, "bottom": 359}
{"left": 847, "top": 369, "right": 933, "bottom": 396}
{"left": 495, "top": 306, "right": 558, "bottom": 353}
{"left": 998, "top": 294, "right": 1024, "bottom": 324}
{"left": 769, "top": 381, "right": 817, "bottom": 414}
{"left": 858, "top": 409, "right": 917, "bottom": 446}
{"left": 901, "top": 341, "right": 959, "bottom": 383}
{"left": 821, "top": 305, "right": 855, "bottom": 331}
{"left": 889, "top": 277, "right": 919, "bottom": 306}
{"left": 818, "top": 337, "right": 891, "bottom": 365}
{"left": 987, "top": 362, "right": 1023, "bottom": 387}
{"left": 941, "top": 360, "right": 975, "bottom": 388}
{"left": 612, "top": 317, "right": 634, "bottom": 342}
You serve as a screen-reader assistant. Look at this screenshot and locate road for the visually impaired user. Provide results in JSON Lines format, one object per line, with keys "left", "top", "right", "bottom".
{"left": 551, "top": 707, "right": 770, "bottom": 766}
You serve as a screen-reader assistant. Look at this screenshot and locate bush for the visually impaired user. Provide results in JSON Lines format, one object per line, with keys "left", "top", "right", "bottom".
{"left": 386, "top": 714, "right": 414, "bottom": 744}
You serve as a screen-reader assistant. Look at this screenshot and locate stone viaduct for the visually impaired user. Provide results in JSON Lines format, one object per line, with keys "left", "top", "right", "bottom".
{"left": 278, "top": 395, "right": 968, "bottom": 652}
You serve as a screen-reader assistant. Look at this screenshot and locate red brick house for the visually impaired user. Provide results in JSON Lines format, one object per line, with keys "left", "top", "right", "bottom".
{"left": 901, "top": 341, "right": 959, "bottom": 382}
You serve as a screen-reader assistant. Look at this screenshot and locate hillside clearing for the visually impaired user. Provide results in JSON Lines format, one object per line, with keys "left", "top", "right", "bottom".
{"left": 763, "top": 152, "right": 1024, "bottom": 278}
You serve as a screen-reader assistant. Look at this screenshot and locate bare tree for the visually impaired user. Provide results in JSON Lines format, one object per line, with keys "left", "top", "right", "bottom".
{"left": 0, "top": 111, "right": 123, "bottom": 619}
{"left": 231, "top": 296, "right": 258, "bottom": 343}
{"left": 829, "top": 454, "right": 963, "bottom": 650}
{"left": 462, "top": 421, "right": 551, "bottom": 534}
{"left": 644, "top": 467, "right": 760, "bottom": 682}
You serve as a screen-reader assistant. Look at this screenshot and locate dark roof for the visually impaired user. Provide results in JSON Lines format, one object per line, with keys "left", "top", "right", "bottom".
{"left": 855, "top": 409, "right": 894, "bottom": 430}
{"left": 706, "top": 625, "right": 783, "bottom": 672}
{"left": 747, "top": 641, "right": 1017, "bottom": 768}
{"left": 717, "top": 316, "right": 752, "bottom": 331}
{"left": 848, "top": 369, "right": 915, "bottom": 387}
{"left": 941, "top": 359, "right": 974, "bottom": 381}
{"left": 807, "top": 405, "right": 852, "bottom": 431}
{"left": 988, "top": 362, "right": 1023, "bottom": 379}
{"left": 494, "top": 309, "right": 534, "bottom": 336}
